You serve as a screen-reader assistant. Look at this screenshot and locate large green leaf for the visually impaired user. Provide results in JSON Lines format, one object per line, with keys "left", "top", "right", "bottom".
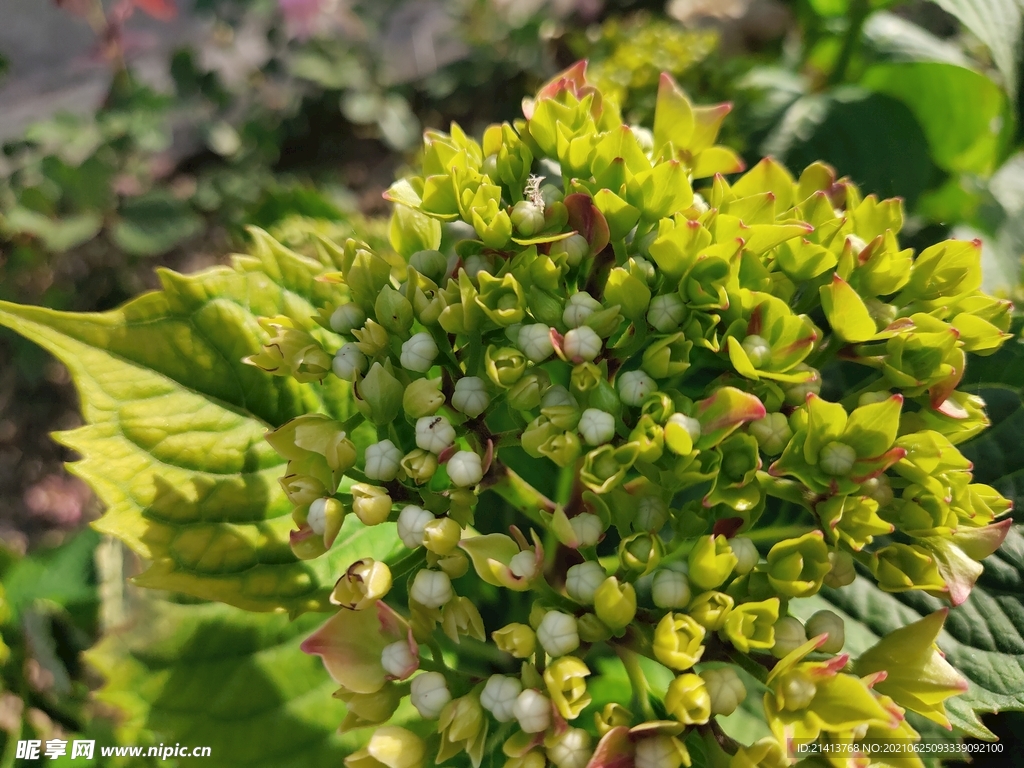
{"left": 861, "top": 62, "right": 1009, "bottom": 175}
{"left": 931, "top": 0, "right": 1022, "bottom": 96}
{"left": 86, "top": 599, "right": 366, "bottom": 766}
{"left": 0, "top": 232, "right": 402, "bottom": 613}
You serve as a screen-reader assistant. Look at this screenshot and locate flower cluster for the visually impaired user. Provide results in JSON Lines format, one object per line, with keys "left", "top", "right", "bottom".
{"left": 250, "top": 61, "right": 1013, "bottom": 768}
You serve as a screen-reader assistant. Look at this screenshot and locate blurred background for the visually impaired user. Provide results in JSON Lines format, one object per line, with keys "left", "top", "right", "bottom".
{"left": 0, "top": 0, "right": 1022, "bottom": 764}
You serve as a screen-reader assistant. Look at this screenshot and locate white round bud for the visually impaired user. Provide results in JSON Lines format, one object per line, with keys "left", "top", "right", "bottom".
{"left": 741, "top": 334, "right": 772, "bottom": 368}
{"left": 824, "top": 549, "right": 857, "bottom": 588}
{"left": 364, "top": 439, "right": 403, "bottom": 481}
{"left": 330, "top": 303, "right": 365, "bottom": 334}
{"left": 565, "top": 561, "right": 607, "bottom": 604}
{"left": 563, "top": 326, "right": 602, "bottom": 362}
{"left": 452, "top": 376, "right": 491, "bottom": 418}
{"left": 772, "top": 616, "right": 808, "bottom": 659}
{"left": 509, "top": 550, "right": 539, "bottom": 580}
{"left": 400, "top": 332, "right": 438, "bottom": 372}
{"left": 562, "top": 292, "right": 601, "bottom": 328}
{"left": 819, "top": 441, "right": 857, "bottom": 476}
{"left": 550, "top": 233, "right": 590, "bottom": 267}
{"left": 537, "top": 611, "right": 580, "bottom": 657}
{"left": 518, "top": 323, "right": 555, "bottom": 362}
{"left": 702, "top": 667, "right": 747, "bottom": 716}
{"left": 647, "top": 294, "right": 685, "bottom": 332}
{"left": 542, "top": 385, "right": 577, "bottom": 409}
{"left": 332, "top": 343, "right": 366, "bottom": 380}
{"left": 635, "top": 496, "right": 669, "bottom": 532}
{"left": 513, "top": 689, "right": 552, "bottom": 733}
{"left": 617, "top": 370, "right": 656, "bottom": 406}
{"left": 635, "top": 736, "right": 682, "bottom": 768}
{"left": 410, "top": 569, "right": 452, "bottom": 609}
{"left": 307, "top": 498, "right": 330, "bottom": 536}
{"left": 447, "top": 451, "right": 483, "bottom": 487}
{"left": 397, "top": 505, "right": 434, "bottom": 549}
{"left": 569, "top": 513, "right": 604, "bottom": 547}
{"left": 480, "top": 674, "right": 523, "bottom": 722}
{"left": 547, "top": 728, "right": 592, "bottom": 768}
{"left": 415, "top": 415, "right": 456, "bottom": 455}
{"left": 730, "top": 537, "right": 759, "bottom": 575}
{"left": 410, "top": 671, "right": 451, "bottom": 719}
{"left": 806, "top": 610, "right": 845, "bottom": 654}
{"left": 652, "top": 569, "right": 691, "bottom": 609}
{"left": 380, "top": 640, "right": 418, "bottom": 679}
{"left": 578, "top": 408, "right": 615, "bottom": 445}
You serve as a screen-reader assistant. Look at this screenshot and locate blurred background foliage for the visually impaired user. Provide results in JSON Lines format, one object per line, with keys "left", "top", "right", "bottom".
{"left": 1, "top": 0, "right": 1023, "bottom": 764}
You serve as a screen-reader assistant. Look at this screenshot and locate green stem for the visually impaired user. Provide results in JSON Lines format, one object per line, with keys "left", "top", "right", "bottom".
{"left": 617, "top": 646, "right": 657, "bottom": 721}
{"left": 483, "top": 462, "right": 557, "bottom": 527}
{"left": 828, "top": 0, "right": 870, "bottom": 87}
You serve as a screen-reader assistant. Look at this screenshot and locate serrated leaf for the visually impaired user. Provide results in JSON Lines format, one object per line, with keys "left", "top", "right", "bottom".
{"left": 86, "top": 599, "right": 368, "bottom": 766}
{"left": 0, "top": 232, "right": 402, "bottom": 613}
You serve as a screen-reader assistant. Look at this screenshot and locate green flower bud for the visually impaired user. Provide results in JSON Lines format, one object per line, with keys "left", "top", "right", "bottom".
{"left": 642, "top": 333, "right": 693, "bottom": 378}
{"left": 741, "top": 335, "right": 772, "bottom": 368}
{"left": 730, "top": 537, "right": 759, "bottom": 574}
{"left": 546, "top": 727, "right": 592, "bottom": 768}
{"left": 563, "top": 291, "right": 601, "bottom": 328}
{"left": 702, "top": 667, "right": 747, "bottom": 717}
{"left": 477, "top": 272, "right": 527, "bottom": 327}
{"left": 576, "top": 613, "right": 613, "bottom": 643}
{"left": 330, "top": 302, "right": 366, "bottom": 334}
{"left": 689, "top": 591, "right": 734, "bottom": 631}
{"left": 528, "top": 286, "right": 564, "bottom": 326}
{"left": 345, "top": 726, "right": 425, "bottom": 768}
{"left": 493, "top": 622, "right": 536, "bottom": 658}
{"left": 721, "top": 597, "right": 778, "bottom": 652}
{"left": 782, "top": 364, "right": 821, "bottom": 406}
{"left": 375, "top": 285, "right": 415, "bottom": 336}
{"left": 665, "top": 673, "right": 711, "bottom": 725}
{"left": 509, "top": 372, "right": 550, "bottom": 411}
{"left": 544, "top": 655, "right": 592, "bottom": 720}
{"left": 423, "top": 517, "right": 463, "bottom": 556}
{"left": 550, "top": 233, "right": 590, "bottom": 267}
{"left": 578, "top": 408, "right": 615, "bottom": 445}
{"left": 776, "top": 669, "right": 817, "bottom": 711}
{"left": 401, "top": 449, "right": 438, "bottom": 485}
{"left": 351, "top": 483, "right": 393, "bottom": 526}
{"left": 771, "top": 616, "right": 807, "bottom": 659}
{"left": 353, "top": 318, "right": 389, "bottom": 356}
{"left": 581, "top": 442, "right": 639, "bottom": 493}
{"left": 653, "top": 613, "right": 706, "bottom": 670}
{"left": 566, "top": 561, "right": 607, "bottom": 604}
{"left": 617, "top": 369, "right": 657, "bottom": 406}
{"left": 823, "top": 549, "right": 856, "bottom": 588}
{"left": 355, "top": 362, "right": 405, "bottom": 425}
{"left": 541, "top": 184, "right": 563, "bottom": 206}
{"left": 537, "top": 611, "right": 580, "bottom": 657}
{"left": 766, "top": 531, "right": 831, "bottom": 597}
{"left": 437, "top": 693, "right": 486, "bottom": 765}
{"left": 818, "top": 441, "right": 857, "bottom": 476}
{"left": 452, "top": 376, "right": 491, "bottom": 417}
{"left": 805, "top": 609, "right": 845, "bottom": 653}
{"left": 416, "top": 415, "right": 456, "bottom": 454}
{"left": 485, "top": 345, "right": 527, "bottom": 388}
{"left": 652, "top": 569, "right": 691, "bottom": 609}
{"left": 411, "top": 671, "right": 451, "bottom": 719}
{"left": 333, "top": 342, "right": 367, "bottom": 381}
{"left": 409, "top": 249, "right": 448, "bottom": 283}
{"left": 539, "top": 431, "right": 583, "bottom": 468}
{"left": 365, "top": 439, "right": 403, "bottom": 481}
{"left": 403, "top": 376, "right": 445, "bottom": 418}
{"left": 594, "top": 577, "right": 637, "bottom": 631}
{"left": 568, "top": 512, "right": 604, "bottom": 547}
{"left": 748, "top": 412, "right": 792, "bottom": 456}
{"left": 648, "top": 293, "right": 686, "bottom": 332}
{"left": 523, "top": 417, "right": 561, "bottom": 457}
{"left": 563, "top": 326, "right": 603, "bottom": 362}
{"left": 635, "top": 496, "right": 669, "bottom": 532}
{"left": 518, "top": 323, "right": 555, "bottom": 362}
{"left": 512, "top": 200, "right": 546, "bottom": 236}
{"left": 619, "top": 532, "right": 663, "bottom": 574}
{"left": 634, "top": 735, "right": 688, "bottom": 768}
{"left": 331, "top": 558, "right": 393, "bottom": 610}
{"left": 688, "top": 535, "right": 739, "bottom": 591}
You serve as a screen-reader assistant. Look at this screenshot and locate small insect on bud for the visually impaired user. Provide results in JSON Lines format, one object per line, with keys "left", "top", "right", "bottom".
{"left": 748, "top": 412, "right": 792, "bottom": 456}
{"left": 511, "top": 200, "right": 546, "bottom": 237}
{"left": 415, "top": 415, "right": 456, "bottom": 455}
{"left": 647, "top": 294, "right": 686, "bottom": 332}
{"left": 730, "top": 537, "right": 759, "bottom": 575}
{"left": 410, "top": 671, "right": 451, "bottom": 719}
{"left": 741, "top": 335, "right": 772, "bottom": 368}
{"left": 518, "top": 323, "right": 555, "bottom": 362}
{"left": 480, "top": 674, "right": 523, "bottom": 722}
{"left": 547, "top": 728, "right": 592, "bottom": 768}
{"left": 550, "top": 233, "right": 590, "bottom": 267}
{"left": 537, "top": 611, "right": 580, "bottom": 657}
{"left": 332, "top": 343, "right": 367, "bottom": 381}
{"left": 702, "top": 667, "right": 747, "bottom": 716}
{"left": 565, "top": 561, "right": 607, "bottom": 604}
{"left": 563, "top": 326, "right": 602, "bottom": 362}
{"left": 513, "top": 689, "right": 552, "bottom": 733}
{"left": 635, "top": 496, "right": 669, "bottom": 532}
{"left": 380, "top": 640, "right": 418, "bottom": 679}
{"left": 651, "top": 569, "right": 691, "bottom": 609}
{"left": 330, "top": 303, "right": 366, "bottom": 334}
{"left": 397, "top": 505, "right": 435, "bottom": 548}
{"left": 617, "top": 370, "right": 656, "bottom": 406}
{"left": 805, "top": 609, "right": 845, "bottom": 653}
{"left": 578, "top": 408, "right": 615, "bottom": 445}
{"left": 772, "top": 616, "right": 808, "bottom": 658}
{"left": 410, "top": 569, "right": 453, "bottom": 609}
{"left": 447, "top": 450, "right": 484, "bottom": 487}
{"left": 400, "top": 332, "right": 439, "bottom": 372}
{"left": 569, "top": 513, "right": 603, "bottom": 547}
{"left": 452, "top": 376, "right": 491, "bottom": 418}
{"left": 364, "top": 439, "right": 403, "bottom": 481}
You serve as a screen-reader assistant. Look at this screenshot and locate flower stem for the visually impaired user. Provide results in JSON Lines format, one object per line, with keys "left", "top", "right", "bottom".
{"left": 617, "top": 645, "right": 657, "bottom": 721}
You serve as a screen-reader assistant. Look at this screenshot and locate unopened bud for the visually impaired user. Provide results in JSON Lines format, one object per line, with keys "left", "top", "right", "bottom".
{"left": 481, "top": 674, "right": 522, "bottom": 722}
{"left": 702, "top": 667, "right": 746, "bottom": 716}
{"left": 647, "top": 294, "right": 686, "bottom": 333}
{"left": 537, "top": 611, "right": 580, "bottom": 657}
{"left": 447, "top": 451, "right": 484, "bottom": 487}
{"left": 748, "top": 412, "right": 792, "bottom": 456}
{"left": 824, "top": 549, "right": 857, "bottom": 588}
{"left": 410, "top": 671, "right": 451, "bottom": 719}
{"left": 452, "top": 376, "right": 491, "bottom": 418}
{"left": 332, "top": 343, "right": 367, "bottom": 381}
{"left": 381, "top": 640, "right": 418, "bottom": 679}
{"left": 771, "top": 616, "right": 807, "bottom": 658}
{"left": 635, "top": 496, "right": 669, "bottom": 532}
{"left": 741, "top": 335, "right": 772, "bottom": 368}
{"left": 493, "top": 622, "right": 536, "bottom": 658}
{"left": 330, "top": 303, "right": 365, "bottom": 334}
{"left": 400, "top": 332, "right": 438, "bottom": 372}
{"left": 518, "top": 323, "right": 555, "bottom": 362}
{"left": 416, "top": 415, "right": 456, "bottom": 454}
{"left": 566, "top": 561, "right": 607, "bottom": 604}
{"left": 403, "top": 376, "right": 444, "bottom": 418}
{"left": 364, "top": 440, "right": 403, "bottom": 481}
{"left": 550, "top": 233, "right": 589, "bottom": 267}
{"left": 819, "top": 441, "right": 857, "bottom": 476}
{"left": 635, "top": 736, "right": 686, "bottom": 768}
{"left": 652, "top": 570, "right": 691, "bottom": 609}
{"left": 568, "top": 513, "right": 603, "bottom": 547}
{"left": 351, "top": 483, "right": 393, "bottom": 526}
{"left": 563, "top": 326, "right": 602, "bottom": 362}
{"left": 547, "top": 728, "right": 592, "bottom": 768}
{"left": 512, "top": 201, "right": 546, "bottom": 236}
{"left": 409, "top": 250, "right": 447, "bottom": 283}
{"left": 578, "top": 408, "right": 615, "bottom": 445}
{"left": 410, "top": 569, "right": 453, "bottom": 609}
{"left": 730, "top": 537, "right": 759, "bottom": 574}
{"left": 805, "top": 609, "right": 845, "bottom": 653}
{"left": 397, "top": 505, "right": 434, "bottom": 548}
{"left": 617, "top": 370, "right": 656, "bottom": 406}
{"left": 513, "top": 689, "right": 552, "bottom": 733}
